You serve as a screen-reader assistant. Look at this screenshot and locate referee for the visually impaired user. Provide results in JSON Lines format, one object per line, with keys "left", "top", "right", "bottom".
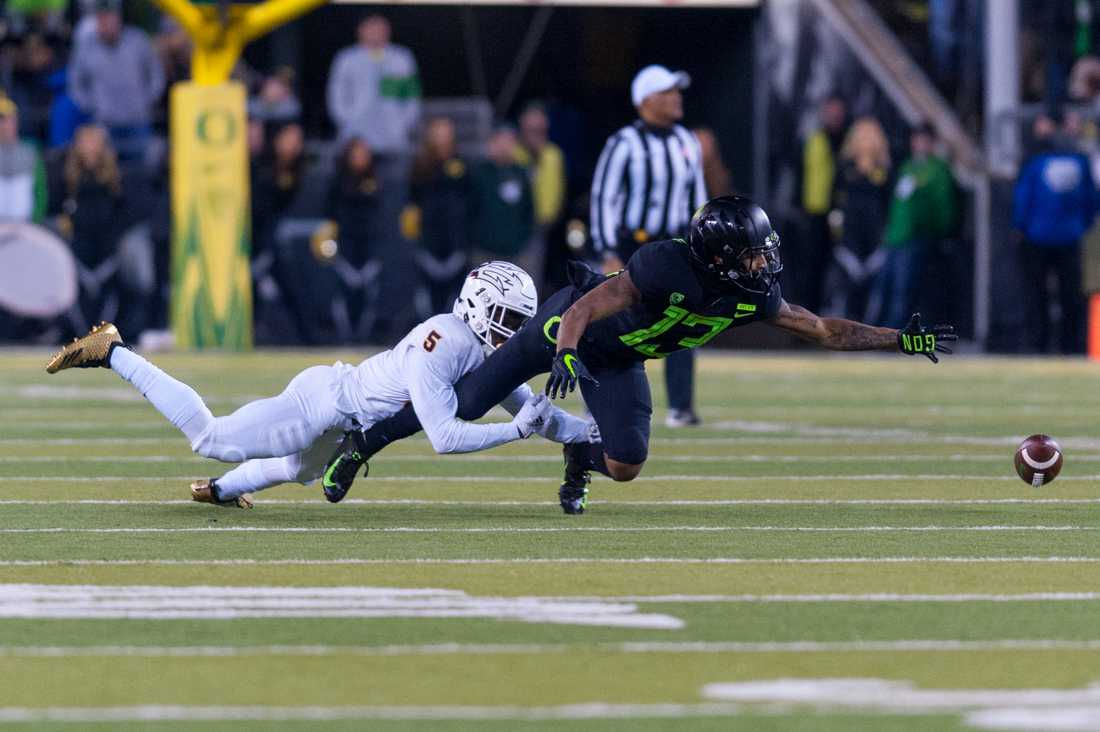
{"left": 590, "top": 64, "right": 707, "bottom": 427}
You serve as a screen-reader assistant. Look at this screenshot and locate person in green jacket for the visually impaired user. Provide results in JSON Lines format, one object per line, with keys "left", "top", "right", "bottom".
{"left": 469, "top": 123, "right": 534, "bottom": 264}
{"left": 870, "top": 121, "right": 957, "bottom": 328}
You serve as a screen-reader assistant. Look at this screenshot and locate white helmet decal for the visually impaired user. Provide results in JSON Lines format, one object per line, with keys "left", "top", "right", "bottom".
{"left": 453, "top": 261, "right": 538, "bottom": 352}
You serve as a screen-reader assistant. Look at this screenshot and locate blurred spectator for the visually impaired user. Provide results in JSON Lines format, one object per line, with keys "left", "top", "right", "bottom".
{"left": 325, "top": 137, "right": 381, "bottom": 339}
{"left": 8, "top": 33, "right": 59, "bottom": 143}
{"left": 869, "top": 122, "right": 958, "bottom": 328}
{"left": 0, "top": 97, "right": 47, "bottom": 224}
{"left": 411, "top": 116, "right": 471, "bottom": 319}
{"left": 693, "top": 127, "right": 732, "bottom": 196}
{"left": 800, "top": 95, "right": 847, "bottom": 315}
{"left": 514, "top": 101, "right": 565, "bottom": 227}
{"left": 250, "top": 120, "right": 318, "bottom": 342}
{"left": 470, "top": 122, "right": 533, "bottom": 264}
{"left": 513, "top": 101, "right": 564, "bottom": 288}
{"left": 247, "top": 118, "right": 265, "bottom": 161}
{"left": 68, "top": 0, "right": 164, "bottom": 163}
{"left": 5, "top": 0, "right": 66, "bottom": 36}
{"left": 252, "top": 121, "right": 305, "bottom": 263}
{"left": 1069, "top": 54, "right": 1100, "bottom": 102}
{"left": 326, "top": 14, "right": 421, "bottom": 156}
{"left": 249, "top": 67, "right": 301, "bottom": 124}
{"left": 154, "top": 17, "right": 191, "bottom": 94}
{"left": 1013, "top": 112, "right": 1097, "bottom": 353}
{"left": 831, "top": 116, "right": 892, "bottom": 320}
{"left": 48, "top": 123, "right": 124, "bottom": 328}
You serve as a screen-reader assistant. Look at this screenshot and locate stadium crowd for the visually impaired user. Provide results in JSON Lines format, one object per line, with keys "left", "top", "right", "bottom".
{"left": 2, "top": 0, "right": 1099, "bottom": 354}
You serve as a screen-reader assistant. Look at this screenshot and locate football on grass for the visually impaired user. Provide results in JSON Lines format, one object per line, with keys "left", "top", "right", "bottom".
{"left": 1014, "top": 434, "right": 1063, "bottom": 487}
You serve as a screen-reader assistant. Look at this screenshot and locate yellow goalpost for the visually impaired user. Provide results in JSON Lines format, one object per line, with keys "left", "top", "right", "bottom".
{"left": 152, "top": 0, "right": 327, "bottom": 349}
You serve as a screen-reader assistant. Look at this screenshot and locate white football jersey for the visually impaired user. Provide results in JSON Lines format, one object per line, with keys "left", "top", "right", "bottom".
{"left": 332, "top": 313, "right": 588, "bottom": 454}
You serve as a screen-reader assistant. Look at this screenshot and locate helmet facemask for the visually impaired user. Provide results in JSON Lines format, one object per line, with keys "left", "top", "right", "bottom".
{"left": 453, "top": 261, "right": 538, "bottom": 353}
{"left": 484, "top": 302, "right": 532, "bottom": 349}
{"left": 708, "top": 231, "right": 782, "bottom": 295}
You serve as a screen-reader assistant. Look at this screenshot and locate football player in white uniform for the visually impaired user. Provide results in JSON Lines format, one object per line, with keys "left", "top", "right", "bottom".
{"left": 45, "top": 262, "right": 593, "bottom": 507}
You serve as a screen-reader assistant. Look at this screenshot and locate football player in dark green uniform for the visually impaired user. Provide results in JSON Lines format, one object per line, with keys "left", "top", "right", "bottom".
{"left": 323, "top": 195, "right": 955, "bottom": 513}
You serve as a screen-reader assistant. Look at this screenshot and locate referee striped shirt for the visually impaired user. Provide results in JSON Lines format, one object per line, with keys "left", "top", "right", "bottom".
{"left": 590, "top": 120, "right": 707, "bottom": 257}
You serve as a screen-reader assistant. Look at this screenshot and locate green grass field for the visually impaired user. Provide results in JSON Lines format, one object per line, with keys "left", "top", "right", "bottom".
{"left": 3, "top": 349, "right": 1100, "bottom": 730}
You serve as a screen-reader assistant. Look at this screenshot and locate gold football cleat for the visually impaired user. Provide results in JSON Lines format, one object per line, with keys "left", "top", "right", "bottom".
{"left": 190, "top": 479, "right": 253, "bottom": 509}
{"left": 45, "top": 322, "right": 123, "bottom": 374}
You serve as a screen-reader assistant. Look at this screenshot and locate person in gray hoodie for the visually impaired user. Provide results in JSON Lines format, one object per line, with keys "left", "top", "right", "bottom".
{"left": 68, "top": 0, "right": 164, "bottom": 162}
{"left": 325, "top": 14, "right": 421, "bottom": 157}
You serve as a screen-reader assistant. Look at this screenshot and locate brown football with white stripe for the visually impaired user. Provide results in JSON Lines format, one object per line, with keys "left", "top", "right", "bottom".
{"left": 1014, "top": 434, "right": 1063, "bottom": 488}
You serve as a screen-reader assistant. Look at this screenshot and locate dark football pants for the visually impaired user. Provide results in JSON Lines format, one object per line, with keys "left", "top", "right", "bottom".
{"left": 355, "top": 285, "right": 654, "bottom": 465}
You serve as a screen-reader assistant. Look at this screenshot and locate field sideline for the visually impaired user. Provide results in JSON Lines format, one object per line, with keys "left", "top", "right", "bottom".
{"left": 2, "top": 348, "right": 1100, "bottom": 731}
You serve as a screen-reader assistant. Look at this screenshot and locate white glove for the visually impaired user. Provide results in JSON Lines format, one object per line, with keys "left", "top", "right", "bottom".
{"left": 513, "top": 394, "right": 551, "bottom": 438}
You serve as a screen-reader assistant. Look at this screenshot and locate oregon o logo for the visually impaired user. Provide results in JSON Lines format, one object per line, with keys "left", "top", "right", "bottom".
{"left": 196, "top": 109, "right": 237, "bottom": 145}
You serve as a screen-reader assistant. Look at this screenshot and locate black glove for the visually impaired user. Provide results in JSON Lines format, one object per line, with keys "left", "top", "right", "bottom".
{"left": 545, "top": 348, "right": 598, "bottom": 399}
{"left": 897, "top": 313, "right": 957, "bottom": 364}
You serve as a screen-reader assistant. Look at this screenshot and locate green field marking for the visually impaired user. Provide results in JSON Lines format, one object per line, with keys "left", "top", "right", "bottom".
{"left": 4, "top": 600, "right": 1100, "bottom": 648}
{"left": 0, "top": 713, "right": 968, "bottom": 731}
{"left": 6, "top": 528, "right": 1100, "bottom": 561}
{"left": 1, "top": 561, "right": 1098, "bottom": 594}
{"left": 1, "top": 479, "right": 1096, "bottom": 502}
{"left": 2, "top": 501, "right": 1100, "bottom": 530}
{"left": 5, "top": 349, "right": 1100, "bottom": 727}
{"left": 4, "top": 649, "right": 1100, "bottom": 708}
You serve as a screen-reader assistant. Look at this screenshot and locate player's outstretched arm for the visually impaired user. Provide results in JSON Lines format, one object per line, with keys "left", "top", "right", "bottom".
{"left": 555, "top": 270, "right": 643, "bottom": 351}
{"left": 547, "top": 271, "right": 642, "bottom": 398}
{"left": 407, "top": 350, "right": 549, "bottom": 454}
{"left": 768, "top": 300, "right": 956, "bottom": 362}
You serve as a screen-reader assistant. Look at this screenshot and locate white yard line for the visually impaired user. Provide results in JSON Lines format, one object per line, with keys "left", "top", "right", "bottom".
{"left": 1, "top": 556, "right": 1099, "bottom": 566}
{"left": 5, "top": 474, "right": 1100, "bottom": 483}
{"left": 5, "top": 639, "right": 1100, "bottom": 658}
{"left": 4, "top": 453, "right": 1098, "bottom": 463}
{"left": 3, "top": 525, "right": 1099, "bottom": 534}
{"left": 0, "top": 585, "right": 683, "bottom": 628}
{"left": 0, "top": 703, "right": 747, "bottom": 723}
{"left": 4, "top": 498, "right": 1100, "bottom": 506}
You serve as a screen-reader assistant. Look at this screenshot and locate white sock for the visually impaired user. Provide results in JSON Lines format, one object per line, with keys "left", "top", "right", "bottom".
{"left": 216, "top": 456, "right": 301, "bottom": 499}
{"left": 109, "top": 347, "right": 213, "bottom": 443}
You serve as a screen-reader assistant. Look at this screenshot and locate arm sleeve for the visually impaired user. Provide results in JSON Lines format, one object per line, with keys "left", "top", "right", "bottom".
{"left": 406, "top": 347, "right": 522, "bottom": 454}
{"left": 67, "top": 46, "right": 93, "bottom": 113}
{"left": 500, "top": 383, "right": 592, "bottom": 444}
{"left": 143, "top": 37, "right": 166, "bottom": 107}
{"left": 590, "top": 135, "right": 630, "bottom": 255}
{"left": 1013, "top": 159, "right": 1037, "bottom": 232}
{"left": 625, "top": 244, "right": 673, "bottom": 302}
{"left": 325, "top": 53, "right": 352, "bottom": 129}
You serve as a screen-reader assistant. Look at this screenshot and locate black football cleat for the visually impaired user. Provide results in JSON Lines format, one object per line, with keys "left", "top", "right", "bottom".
{"left": 559, "top": 442, "right": 591, "bottom": 515}
{"left": 322, "top": 430, "right": 369, "bottom": 503}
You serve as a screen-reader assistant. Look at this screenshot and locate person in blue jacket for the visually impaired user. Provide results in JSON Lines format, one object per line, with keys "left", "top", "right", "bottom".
{"left": 1013, "top": 112, "right": 1099, "bottom": 353}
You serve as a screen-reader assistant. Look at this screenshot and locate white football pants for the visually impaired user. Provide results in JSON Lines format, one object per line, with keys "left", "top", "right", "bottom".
{"left": 109, "top": 348, "right": 352, "bottom": 499}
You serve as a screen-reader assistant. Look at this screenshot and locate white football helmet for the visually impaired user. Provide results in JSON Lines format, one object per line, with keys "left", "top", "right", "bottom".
{"left": 453, "top": 261, "right": 538, "bottom": 351}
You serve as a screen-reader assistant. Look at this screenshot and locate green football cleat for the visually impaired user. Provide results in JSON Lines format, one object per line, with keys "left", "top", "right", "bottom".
{"left": 559, "top": 442, "right": 591, "bottom": 515}
{"left": 322, "top": 431, "right": 368, "bottom": 503}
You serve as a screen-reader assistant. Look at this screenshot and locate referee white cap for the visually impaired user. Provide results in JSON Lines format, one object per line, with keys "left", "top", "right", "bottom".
{"left": 631, "top": 65, "right": 691, "bottom": 107}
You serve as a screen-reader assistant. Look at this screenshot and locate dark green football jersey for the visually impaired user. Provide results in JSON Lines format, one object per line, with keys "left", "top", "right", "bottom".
{"left": 581, "top": 239, "right": 782, "bottom": 363}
